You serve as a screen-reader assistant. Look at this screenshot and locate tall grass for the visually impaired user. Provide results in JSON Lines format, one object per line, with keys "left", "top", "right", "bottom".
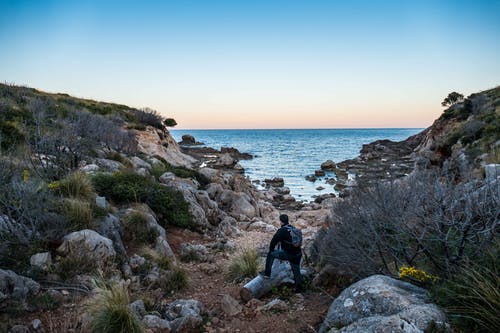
{"left": 53, "top": 172, "right": 95, "bottom": 200}
{"left": 157, "top": 266, "right": 190, "bottom": 294}
{"left": 227, "top": 248, "right": 260, "bottom": 282}
{"left": 61, "top": 198, "right": 94, "bottom": 229}
{"left": 431, "top": 242, "right": 500, "bottom": 333}
{"left": 122, "top": 211, "right": 159, "bottom": 245}
{"left": 86, "top": 283, "right": 144, "bottom": 333}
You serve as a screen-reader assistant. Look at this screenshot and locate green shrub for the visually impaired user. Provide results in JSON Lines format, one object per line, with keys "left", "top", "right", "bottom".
{"left": 150, "top": 162, "right": 210, "bottom": 187}
{"left": 61, "top": 199, "right": 95, "bottom": 229}
{"left": 122, "top": 211, "right": 159, "bottom": 245}
{"left": 105, "top": 152, "right": 133, "bottom": 168}
{"left": 271, "top": 285, "right": 294, "bottom": 303}
{"left": 227, "top": 248, "right": 260, "bottom": 282}
{"left": 52, "top": 172, "right": 95, "bottom": 200}
{"left": 150, "top": 163, "right": 169, "bottom": 179}
{"left": 179, "top": 248, "right": 202, "bottom": 263}
{"left": 86, "top": 283, "right": 144, "bottom": 333}
{"left": 92, "top": 172, "right": 194, "bottom": 229}
{"left": 0, "top": 120, "right": 24, "bottom": 150}
{"left": 126, "top": 123, "right": 147, "bottom": 131}
{"left": 431, "top": 243, "right": 500, "bottom": 333}
{"left": 157, "top": 266, "right": 190, "bottom": 294}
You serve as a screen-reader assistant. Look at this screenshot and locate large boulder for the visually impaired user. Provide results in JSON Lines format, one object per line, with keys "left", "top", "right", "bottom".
{"left": 0, "top": 269, "right": 40, "bottom": 306}
{"left": 130, "top": 156, "right": 152, "bottom": 171}
{"left": 229, "top": 192, "right": 256, "bottom": 219}
{"left": 136, "top": 128, "right": 197, "bottom": 168}
{"left": 57, "top": 229, "right": 116, "bottom": 268}
{"left": 96, "top": 158, "right": 124, "bottom": 172}
{"left": 214, "top": 153, "right": 235, "bottom": 168}
{"left": 178, "top": 134, "right": 203, "bottom": 146}
{"left": 165, "top": 299, "right": 205, "bottom": 333}
{"left": 30, "top": 252, "right": 52, "bottom": 271}
{"left": 319, "top": 275, "right": 447, "bottom": 333}
{"left": 143, "top": 315, "right": 171, "bottom": 332}
{"left": 194, "top": 190, "right": 225, "bottom": 226}
{"left": 198, "top": 168, "right": 223, "bottom": 184}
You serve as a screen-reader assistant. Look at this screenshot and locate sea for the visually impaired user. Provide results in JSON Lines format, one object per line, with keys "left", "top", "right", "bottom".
{"left": 170, "top": 129, "right": 422, "bottom": 202}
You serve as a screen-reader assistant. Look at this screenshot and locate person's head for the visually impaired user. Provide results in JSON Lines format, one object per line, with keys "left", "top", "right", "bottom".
{"left": 279, "top": 214, "right": 289, "bottom": 226}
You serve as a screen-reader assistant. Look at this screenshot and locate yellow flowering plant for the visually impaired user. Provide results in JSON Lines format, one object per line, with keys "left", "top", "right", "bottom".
{"left": 399, "top": 265, "right": 437, "bottom": 284}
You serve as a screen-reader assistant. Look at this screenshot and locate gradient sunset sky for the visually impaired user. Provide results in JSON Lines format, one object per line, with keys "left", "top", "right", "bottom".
{"left": 1, "top": 0, "right": 499, "bottom": 129}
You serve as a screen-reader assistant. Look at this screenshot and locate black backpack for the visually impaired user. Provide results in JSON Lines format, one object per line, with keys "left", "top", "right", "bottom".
{"left": 284, "top": 225, "right": 302, "bottom": 247}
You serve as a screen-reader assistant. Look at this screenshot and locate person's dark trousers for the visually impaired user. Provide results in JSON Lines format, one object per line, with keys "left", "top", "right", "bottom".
{"left": 264, "top": 250, "right": 302, "bottom": 290}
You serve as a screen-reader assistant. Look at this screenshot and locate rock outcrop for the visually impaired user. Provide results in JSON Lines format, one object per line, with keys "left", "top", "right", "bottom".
{"left": 319, "top": 275, "right": 447, "bottom": 333}
{"left": 165, "top": 299, "right": 205, "bottom": 333}
{"left": 136, "top": 128, "right": 197, "bottom": 168}
{"left": 57, "top": 229, "right": 116, "bottom": 268}
{"left": 0, "top": 269, "right": 40, "bottom": 308}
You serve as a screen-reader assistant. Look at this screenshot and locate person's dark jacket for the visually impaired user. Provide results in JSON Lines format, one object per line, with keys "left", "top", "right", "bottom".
{"left": 269, "top": 224, "right": 302, "bottom": 256}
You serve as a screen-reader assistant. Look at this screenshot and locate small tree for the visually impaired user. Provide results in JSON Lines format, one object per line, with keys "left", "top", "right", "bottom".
{"left": 441, "top": 92, "right": 464, "bottom": 107}
{"left": 164, "top": 118, "right": 177, "bottom": 127}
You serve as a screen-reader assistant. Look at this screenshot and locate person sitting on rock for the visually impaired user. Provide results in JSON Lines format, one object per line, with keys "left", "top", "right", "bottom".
{"left": 260, "top": 214, "right": 303, "bottom": 292}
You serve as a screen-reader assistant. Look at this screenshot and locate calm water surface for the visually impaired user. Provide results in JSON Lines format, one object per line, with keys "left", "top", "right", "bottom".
{"left": 170, "top": 129, "right": 422, "bottom": 201}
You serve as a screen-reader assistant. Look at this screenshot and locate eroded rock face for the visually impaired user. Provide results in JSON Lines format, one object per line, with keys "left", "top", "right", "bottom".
{"left": 319, "top": 275, "right": 447, "bottom": 333}
{"left": 136, "top": 128, "right": 196, "bottom": 168}
{"left": 57, "top": 229, "right": 116, "bottom": 268}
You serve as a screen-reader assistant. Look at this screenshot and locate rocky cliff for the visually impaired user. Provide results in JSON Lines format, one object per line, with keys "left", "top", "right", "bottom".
{"left": 327, "top": 86, "right": 499, "bottom": 195}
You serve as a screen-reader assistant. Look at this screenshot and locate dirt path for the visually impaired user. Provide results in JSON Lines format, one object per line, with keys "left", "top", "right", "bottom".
{"left": 8, "top": 213, "right": 333, "bottom": 333}
{"left": 164, "top": 223, "right": 333, "bottom": 333}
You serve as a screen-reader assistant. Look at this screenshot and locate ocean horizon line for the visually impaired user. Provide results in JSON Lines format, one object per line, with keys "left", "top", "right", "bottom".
{"left": 171, "top": 127, "right": 425, "bottom": 131}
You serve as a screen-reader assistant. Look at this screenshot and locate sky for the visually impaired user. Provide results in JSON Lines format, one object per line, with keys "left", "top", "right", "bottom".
{"left": 0, "top": 0, "right": 499, "bottom": 129}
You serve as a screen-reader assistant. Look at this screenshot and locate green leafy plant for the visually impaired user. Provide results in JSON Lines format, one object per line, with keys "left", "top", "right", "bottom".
{"left": 92, "top": 172, "right": 194, "bottom": 229}
{"left": 271, "top": 285, "right": 294, "bottom": 302}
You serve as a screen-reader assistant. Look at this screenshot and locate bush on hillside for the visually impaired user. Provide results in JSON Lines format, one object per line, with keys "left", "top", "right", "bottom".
{"left": 156, "top": 266, "right": 190, "bottom": 295}
{"left": 313, "top": 170, "right": 499, "bottom": 279}
{"left": 150, "top": 161, "right": 210, "bottom": 187}
{"left": 92, "top": 172, "right": 194, "bottom": 229}
{"left": 121, "top": 211, "right": 159, "bottom": 245}
{"left": 132, "top": 107, "right": 163, "bottom": 129}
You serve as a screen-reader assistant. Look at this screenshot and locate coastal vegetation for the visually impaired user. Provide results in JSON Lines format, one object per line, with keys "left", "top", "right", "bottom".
{"left": 1, "top": 83, "right": 499, "bottom": 332}
{"left": 313, "top": 86, "right": 500, "bottom": 332}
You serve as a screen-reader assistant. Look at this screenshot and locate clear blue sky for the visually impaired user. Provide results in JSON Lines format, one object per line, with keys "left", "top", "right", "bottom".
{"left": 1, "top": 0, "right": 499, "bottom": 128}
